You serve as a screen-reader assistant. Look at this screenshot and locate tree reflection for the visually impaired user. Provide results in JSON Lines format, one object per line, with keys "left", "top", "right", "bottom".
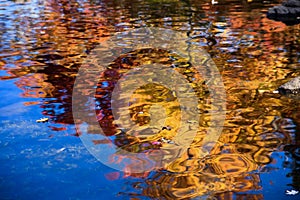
{"left": 0, "top": 0, "right": 299, "bottom": 199}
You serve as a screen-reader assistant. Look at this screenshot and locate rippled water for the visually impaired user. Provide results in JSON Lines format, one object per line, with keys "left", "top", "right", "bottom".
{"left": 0, "top": 0, "right": 299, "bottom": 199}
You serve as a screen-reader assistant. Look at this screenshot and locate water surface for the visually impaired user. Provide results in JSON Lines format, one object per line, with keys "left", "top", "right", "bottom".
{"left": 0, "top": 0, "right": 300, "bottom": 199}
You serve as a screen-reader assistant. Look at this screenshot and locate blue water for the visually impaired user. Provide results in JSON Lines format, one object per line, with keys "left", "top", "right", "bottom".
{"left": 0, "top": 79, "right": 129, "bottom": 199}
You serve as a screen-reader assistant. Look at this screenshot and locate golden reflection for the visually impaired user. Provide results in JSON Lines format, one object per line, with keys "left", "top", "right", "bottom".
{"left": 92, "top": 43, "right": 298, "bottom": 198}
{"left": 15, "top": 73, "right": 55, "bottom": 98}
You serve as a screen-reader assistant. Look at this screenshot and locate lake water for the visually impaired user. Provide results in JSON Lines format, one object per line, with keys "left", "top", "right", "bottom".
{"left": 0, "top": 0, "right": 299, "bottom": 199}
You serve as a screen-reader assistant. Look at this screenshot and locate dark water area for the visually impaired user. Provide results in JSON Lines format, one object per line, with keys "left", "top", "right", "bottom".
{"left": 0, "top": 0, "right": 300, "bottom": 199}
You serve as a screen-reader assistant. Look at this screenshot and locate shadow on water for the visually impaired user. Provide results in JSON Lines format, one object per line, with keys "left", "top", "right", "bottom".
{"left": 0, "top": 0, "right": 300, "bottom": 199}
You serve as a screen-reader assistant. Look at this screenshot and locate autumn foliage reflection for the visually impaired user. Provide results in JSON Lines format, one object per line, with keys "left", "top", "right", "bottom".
{"left": 0, "top": 0, "right": 300, "bottom": 199}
